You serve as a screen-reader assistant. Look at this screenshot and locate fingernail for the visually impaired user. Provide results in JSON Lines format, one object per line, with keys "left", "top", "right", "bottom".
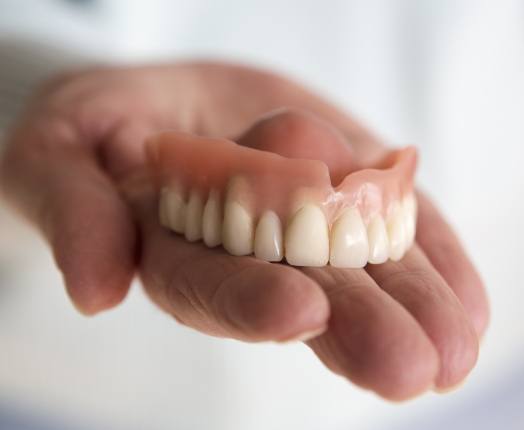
{"left": 278, "top": 325, "right": 327, "bottom": 343}
{"left": 432, "top": 378, "right": 468, "bottom": 394}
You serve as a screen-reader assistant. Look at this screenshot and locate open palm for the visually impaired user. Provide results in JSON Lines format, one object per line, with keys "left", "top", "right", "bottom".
{"left": 0, "top": 63, "right": 489, "bottom": 400}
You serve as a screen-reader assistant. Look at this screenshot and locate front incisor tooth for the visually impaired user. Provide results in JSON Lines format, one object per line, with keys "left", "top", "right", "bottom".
{"left": 254, "top": 210, "right": 283, "bottom": 262}
{"left": 367, "top": 216, "right": 389, "bottom": 264}
{"left": 185, "top": 189, "right": 204, "bottom": 242}
{"left": 285, "top": 204, "right": 329, "bottom": 267}
{"left": 329, "top": 208, "right": 369, "bottom": 268}
{"left": 202, "top": 189, "right": 222, "bottom": 247}
{"left": 402, "top": 193, "right": 417, "bottom": 248}
{"left": 387, "top": 204, "right": 407, "bottom": 261}
{"left": 222, "top": 201, "right": 254, "bottom": 256}
{"left": 160, "top": 187, "right": 186, "bottom": 234}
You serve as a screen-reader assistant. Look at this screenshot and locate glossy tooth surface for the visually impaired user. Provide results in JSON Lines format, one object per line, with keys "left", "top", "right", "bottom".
{"left": 402, "top": 193, "right": 417, "bottom": 248}
{"left": 329, "top": 208, "right": 369, "bottom": 268}
{"left": 185, "top": 189, "right": 204, "bottom": 242}
{"left": 160, "top": 187, "right": 186, "bottom": 234}
{"left": 222, "top": 201, "right": 254, "bottom": 256}
{"left": 387, "top": 204, "right": 407, "bottom": 261}
{"left": 367, "top": 216, "right": 389, "bottom": 264}
{"left": 285, "top": 204, "right": 329, "bottom": 267}
{"left": 202, "top": 189, "right": 222, "bottom": 247}
{"left": 254, "top": 210, "right": 283, "bottom": 262}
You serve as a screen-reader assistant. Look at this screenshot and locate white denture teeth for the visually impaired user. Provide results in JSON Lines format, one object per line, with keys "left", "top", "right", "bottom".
{"left": 367, "top": 215, "right": 390, "bottom": 264}
{"left": 329, "top": 208, "right": 369, "bottom": 268}
{"left": 185, "top": 189, "right": 204, "bottom": 242}
{"left": 402, "top": 193, "right": 417, "bottom": 248}
{"left": 386, "top": 203, "right": 407, "bottom": 261}
{"left": 254, "top": 210, "right": 284, "bottom": 262}
{"left": 285, "top": 204, "right": 330, "bottom": 267}
{"left": 160, "top": 186, "right": 417, "bottom": 267}
{"left": 160, "top": 186, "right": 186, "bottom": 234}
{"left": 222, "top": 201, "right": 254, "bottom": 256}
{"left": 202, "top": 189, "right": 222, "bottom": 247}
{"left": 153, "top": 132, "right": 418, "bottom": 267}
{"left": 222, "top": 177, "right": 255, "bottom": 256}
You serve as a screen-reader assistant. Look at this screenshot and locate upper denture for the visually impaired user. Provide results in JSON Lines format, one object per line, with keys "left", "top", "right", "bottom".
{"left": 148, "top": 131, "right": 415, "bottom": 224}
{"left": 147, "top": 114, "right": 418, "bottom": 268}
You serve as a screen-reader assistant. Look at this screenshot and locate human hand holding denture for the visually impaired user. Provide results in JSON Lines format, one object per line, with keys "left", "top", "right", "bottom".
{"left": 0, "top": 63, "right": 489, "bottom": 400}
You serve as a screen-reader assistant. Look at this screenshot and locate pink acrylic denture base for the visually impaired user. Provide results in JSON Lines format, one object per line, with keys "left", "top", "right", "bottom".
{"left": 147, "top": 131, "right": 417, "bottom": 227}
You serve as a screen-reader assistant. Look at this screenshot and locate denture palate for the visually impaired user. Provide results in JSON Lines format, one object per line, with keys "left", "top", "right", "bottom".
{"left": 149, "top": 131, "right": 417, "bottom": 268}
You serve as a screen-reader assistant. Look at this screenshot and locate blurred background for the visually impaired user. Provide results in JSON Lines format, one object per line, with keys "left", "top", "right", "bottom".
{"left": 1, "top": 0, "right": 523, "bottom": 429}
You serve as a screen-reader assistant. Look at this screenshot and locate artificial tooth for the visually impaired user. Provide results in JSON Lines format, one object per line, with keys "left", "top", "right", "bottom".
{"left": 222, "top": 177, "right": 254, "bottom": 256}
{"left": 202, "top": 188, "right": 222, "bottom": 247}
{"left": 254, "top": 210, "right": 284, "bottom": 262}
{"left": 402, "top": 193, "right": 417, "bottom": 248}
{"left": 329, "top": 208, "right": 369, "bottom": 268}
{"left": 367, "top": 216, "right": 389, "bottom": 264}
{"left": 403, "top": 192, "right": 417, "bottom": 215}
{"left": 387, "top": 204, "right": 407, "bottom": 261}
{"left": 160, "top": 186, "right": 186, "bottom": 234}
{"left": 285, "top": 204, "right": 329, "bottom": 267}
{"left": 185, "top": 189, "right": 204, "bottom": 242}
{"left": 222, "top": 201, "right": 254, "bottom": 256}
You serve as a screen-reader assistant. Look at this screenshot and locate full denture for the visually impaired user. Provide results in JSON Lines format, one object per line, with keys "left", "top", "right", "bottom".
{"left": 148, "top": 120, "right": 417, "bottom": 268}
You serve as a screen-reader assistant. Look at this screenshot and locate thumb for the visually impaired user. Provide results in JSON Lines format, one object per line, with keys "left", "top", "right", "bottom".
{"left": 0, "top": 116, "right": 136, "bottom": 314}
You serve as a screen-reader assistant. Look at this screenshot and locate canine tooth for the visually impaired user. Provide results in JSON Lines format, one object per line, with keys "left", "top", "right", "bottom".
{"left": 367, "top": 216, "right": 389, "bottom": 264}
{"left": 222, "top": 201, "right": 254, "bottom": 256}
{"left": 329, "top": 208, "right": 369, "bottom": 268}
{"left": 185, "top": 189, "right": 204, "bottom": 242}
{"left": 402, "top": 193, "right": 417, "bottom": 247}
{"left": 160, "top": 187, "right": 186, "bottom": 234}
{"left": 387, "top": 204, "right": 406, "bottom": 261}
{"left": 202, "top": 189, "right": 222, "bottom": 247}
{"left": 254, "top": 210, "right": 283, "bottom": 262}
{"left": 285, "top": 204, "right": 329, "bottom": 267}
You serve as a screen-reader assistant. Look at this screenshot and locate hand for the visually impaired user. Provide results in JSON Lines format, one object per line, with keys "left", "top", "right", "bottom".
{"left": 0, "top": 63, "right": 489, "bottom": 400}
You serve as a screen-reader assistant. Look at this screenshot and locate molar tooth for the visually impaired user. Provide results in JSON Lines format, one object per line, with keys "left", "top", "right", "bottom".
{"left": 402, "top": 193, "right": 417, "bottom": 248}
{"left": 329, "top": 208, "right": 369, "bottom": 268}
{"left": 160, "top": 186, "right": 186, "bottom": 234}
{"left": 285, "top": 204, "right": 329, "bottom": 267}
{"left": 202, "top": 189, "right": 222, "bottom": 247}
{"left": 367, "top": 216, "right": 389, "bottom": 264}
{"left": 185, "top": 189, "right": 204, "bottom": 242}
{"left": 254, "top": 210, "right": 283, "bottom": 262}
{"left": 387, "top": 203, "right": 407, "bottom": 261}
